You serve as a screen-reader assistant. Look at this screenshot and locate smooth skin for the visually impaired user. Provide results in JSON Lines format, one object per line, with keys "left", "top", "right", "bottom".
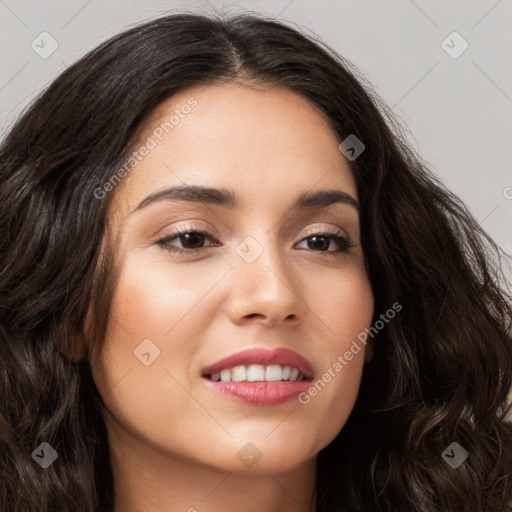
{"left": 80, "top": 82, "right": 375, "bottom": 512}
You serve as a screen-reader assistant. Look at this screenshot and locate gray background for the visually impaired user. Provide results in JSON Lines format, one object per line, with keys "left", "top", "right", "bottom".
{"left": 1, "top": 0, "right": 511, "bottom": 283}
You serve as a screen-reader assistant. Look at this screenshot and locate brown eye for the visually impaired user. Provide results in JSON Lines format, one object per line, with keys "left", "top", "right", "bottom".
{"left": 295, "top": 231, "right": 354, "bottom": 255}
{"left": 157, "top": 229, "right": 218, "bottom": 254}
{"left": 173, "top": 232, "right": 208, "bottom": 250}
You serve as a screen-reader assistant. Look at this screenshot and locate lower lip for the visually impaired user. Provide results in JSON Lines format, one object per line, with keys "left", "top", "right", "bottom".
{"left": 203, "top": 378, "right": 311, "bottom": 405}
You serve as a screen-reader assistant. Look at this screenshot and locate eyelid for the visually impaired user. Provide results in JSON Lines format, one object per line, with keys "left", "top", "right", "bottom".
{"left": 152, "top": 221, "right": 220, "bottom": 243}
{"left": 300, "top": 224, "right": 350, "bottom": 239}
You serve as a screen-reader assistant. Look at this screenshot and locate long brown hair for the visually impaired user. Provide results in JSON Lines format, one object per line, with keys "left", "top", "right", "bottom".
{"left": 1, "top": 11, "right": 511, "bottom": 511}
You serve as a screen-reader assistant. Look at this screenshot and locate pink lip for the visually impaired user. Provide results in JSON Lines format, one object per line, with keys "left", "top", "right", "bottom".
{"left": 201, "top": 347, "right": 314, "bottom": 380}
{"left": 203, "top": 380, "right": 311, "bottom": 405}
{"left": 201, "top": 347, "right": 314, "bottom": 406}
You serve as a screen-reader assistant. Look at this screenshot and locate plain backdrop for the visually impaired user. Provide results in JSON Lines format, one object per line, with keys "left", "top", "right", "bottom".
{"left": 1, "top": 0, "right": 511, "bottom": 284}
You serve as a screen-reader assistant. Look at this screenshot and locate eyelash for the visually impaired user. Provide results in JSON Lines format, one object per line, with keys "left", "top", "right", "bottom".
{"left": 156, "top": 225, "right": 354, "bottom": 257}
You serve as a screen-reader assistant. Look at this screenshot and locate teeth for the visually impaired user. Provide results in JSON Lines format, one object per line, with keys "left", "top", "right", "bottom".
{"left": 220, "top": 369, "right": 231, "bottom": 382}
{"left": 265, "top": 364, "right": 282, "bottom": 381}
{"left": 231, "top": 365, "right": 246, "bottom": 382}
{"left": 208, "top": 364, "right": 305, "bottom": 382}
{"left": 289, "top": 367, "right": 299, "bottom": 381}
{"left": 247, "top": 364, "right": 264, "bottom": 381}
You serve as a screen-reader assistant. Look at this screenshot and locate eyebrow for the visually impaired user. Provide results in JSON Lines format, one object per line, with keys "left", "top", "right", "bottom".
{"left": 131, "top": 185, "right": 360, "bottom": 214}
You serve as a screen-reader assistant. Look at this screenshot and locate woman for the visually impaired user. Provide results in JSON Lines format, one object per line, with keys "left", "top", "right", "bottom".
{"left": 1, "top": 11, "right": 511, "bottom": 512}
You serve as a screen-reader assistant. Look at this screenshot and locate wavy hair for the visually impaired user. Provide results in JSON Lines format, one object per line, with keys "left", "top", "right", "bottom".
{"left": 1, "top": 10, "right": 511, "bottom": 512}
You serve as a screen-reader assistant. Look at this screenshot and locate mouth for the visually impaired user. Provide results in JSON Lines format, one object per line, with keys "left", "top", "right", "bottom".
{"left": 201, "top": 347, "right": 314, "bottom": 405}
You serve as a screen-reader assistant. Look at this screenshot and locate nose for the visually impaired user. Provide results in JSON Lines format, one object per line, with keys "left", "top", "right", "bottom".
{"left": 226, "top": 238, "right": 307, "bottom": 328}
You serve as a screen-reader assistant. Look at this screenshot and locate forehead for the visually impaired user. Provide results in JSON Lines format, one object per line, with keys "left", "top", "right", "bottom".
{"left": 111, "top": 82, "right": 357, "bottom": 216}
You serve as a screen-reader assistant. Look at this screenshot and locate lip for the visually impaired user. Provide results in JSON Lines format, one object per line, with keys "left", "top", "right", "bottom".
{"left": 203, "top": 380, "right": 311, "bottom": 405}
{"left": 201, "top": 347, "right": 314, "bottom": 380}
{"left": 201, "top": 347, "right": 314, "bottom": 406}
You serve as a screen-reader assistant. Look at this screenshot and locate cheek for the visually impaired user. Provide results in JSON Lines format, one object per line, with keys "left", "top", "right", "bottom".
{"left": 305, "top": 256, "right": 374, "bottom": 343}
{"left": 296, "top": 260, "right": 374, "bottom": 447}
{"left": 89, "top": 256, "right": 227, "bottom": 462}
{"left": 104, "top": 252, "right": 232, "bottom": 349}
{"left": 89, "top": 250, "right": 231, "bottom": 402}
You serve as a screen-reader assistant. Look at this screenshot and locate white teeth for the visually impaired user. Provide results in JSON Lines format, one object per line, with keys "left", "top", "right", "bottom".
{"left": 265, "top": 364, "right": 283, "bottom": 381}
{"left": 247, "top": 364, "right": 264, "bottom": 381}
{"left": 231, "top": 365, "right": 246, "bottom": 381}
{"left": 220, "top": 369, "right": 231, "bottom": 382}
{"left": 208, "top": 364, "right": 305, "bottom": 382}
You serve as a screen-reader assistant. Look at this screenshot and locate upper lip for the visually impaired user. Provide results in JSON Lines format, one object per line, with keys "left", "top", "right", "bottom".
{"left": 202, "top": 347, "right": 314, "bottom": 380}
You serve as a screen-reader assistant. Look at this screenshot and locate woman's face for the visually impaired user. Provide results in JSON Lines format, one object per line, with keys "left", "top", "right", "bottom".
{"left": 89, "top": 82, "right": 374, "bottom": 475}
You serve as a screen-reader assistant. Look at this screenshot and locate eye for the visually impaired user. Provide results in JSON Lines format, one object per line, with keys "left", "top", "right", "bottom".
{"left": 295, "top": 229, "right": 354, "bottom": 255}
{"left": 156, "top": 226, "right": 354, "bottom": 256}
{"left": 156, "top": 226, "right": 219, "bottom": 254}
